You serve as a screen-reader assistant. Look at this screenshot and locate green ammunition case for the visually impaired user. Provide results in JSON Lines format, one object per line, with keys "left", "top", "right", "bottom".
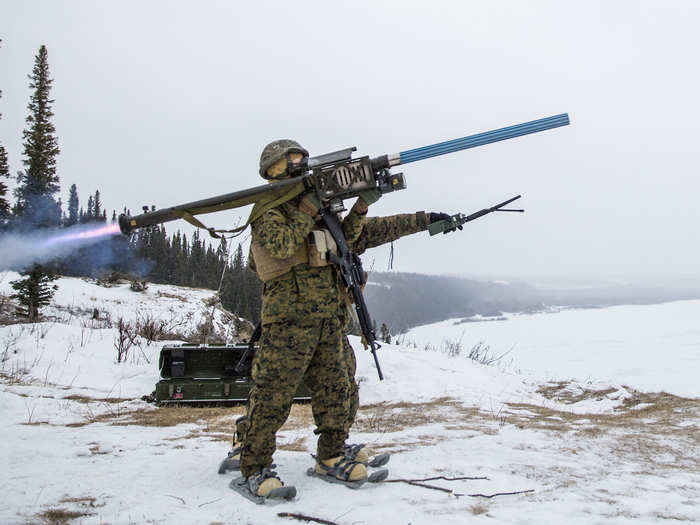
{"left": 154, "top": 343, "right": 311, "bottom": 404}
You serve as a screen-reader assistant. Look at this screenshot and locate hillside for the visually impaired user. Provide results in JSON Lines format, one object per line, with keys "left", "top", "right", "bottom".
{"left": 0, "top": 273, "right": 698, "bottom": 524}
{"left": 365, "top": 271, "right": 700, "bottom": 333}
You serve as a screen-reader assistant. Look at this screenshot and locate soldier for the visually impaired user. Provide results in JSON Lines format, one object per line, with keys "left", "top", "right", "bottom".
{"left": 225, "top": 142, "right": 455, "bottom": 497}
{"left": 235, "top": 139, "right": 379, "bottom": 500}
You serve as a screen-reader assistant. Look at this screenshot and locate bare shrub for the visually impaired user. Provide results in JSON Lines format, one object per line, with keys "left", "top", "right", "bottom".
{"left": 443, "top": 335, "right": 464, "bottom": 357}
{"left": 114, "top": 318, "right": 138, "bottom": 363}
{"left": 468, "top": 342, "right": 512, "bottom": 366}
{"left": 419, "top": 336, "right": 512, "bottom": 367}
{"left": 1, "top": 326, "right": 24, "bottom": 363}
{"left": 135, "top": 311, "right": 190, "bottom": 345}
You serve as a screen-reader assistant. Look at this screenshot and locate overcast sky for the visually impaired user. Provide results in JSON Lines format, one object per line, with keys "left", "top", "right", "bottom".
{"left": 1, "top": 1, "right": 699, "bottom": 280}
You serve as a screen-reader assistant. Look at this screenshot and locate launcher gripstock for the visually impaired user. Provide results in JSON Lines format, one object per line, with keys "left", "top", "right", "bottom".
{"left": 428, "top": 195, "right": 525, "bottom": 236}
{"left": 118, "top": 113, "right": 569, "bottom": 234}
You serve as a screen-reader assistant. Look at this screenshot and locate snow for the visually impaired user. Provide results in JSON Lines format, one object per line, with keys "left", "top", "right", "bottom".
{"left": 405, "top": 301, "right": 700, "bottom": 398}
{"left": 0, "top": 273, "right": 698, "bottom": 524}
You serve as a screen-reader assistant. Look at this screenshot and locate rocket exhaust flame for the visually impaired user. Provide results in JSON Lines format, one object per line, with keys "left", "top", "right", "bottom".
{"left": 0, "top": 222, "right": 123, "bottom": 271}
{"left": 44, "top": 222, "right": 121, "bottom": 246}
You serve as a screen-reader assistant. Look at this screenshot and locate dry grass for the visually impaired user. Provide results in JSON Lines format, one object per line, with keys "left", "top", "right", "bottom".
{"left": 355, "top": 397, "right": 483, "bottom": 434}
{"left": 26, "top": 496, "right": 104, "bottom": 524}
{"left": 62, "top": 394, "right": 130, "bottom": 404}
{"left": 31, "top": 508, "right": 95, "bottom": 524}
{"left": 536, "top": 381, "right": 619, "bottom": 404}
{"left": 509, "top": 389, "right": 699, "bottom": 436}
{"left": 52, "top": 379, "right": 699, "bottom": 478}
{"left": 506, "top": 386, "right": 700, "bottom": 475}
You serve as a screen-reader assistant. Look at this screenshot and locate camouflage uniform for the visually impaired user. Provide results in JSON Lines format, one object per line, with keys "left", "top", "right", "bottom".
{"left": 235, "top": 212, "right": 430, "bottom": 453}
{"left": 238, "top": 196, "right": 366, "bottom": 478}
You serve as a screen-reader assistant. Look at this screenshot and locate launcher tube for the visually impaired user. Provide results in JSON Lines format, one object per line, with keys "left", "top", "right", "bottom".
{"left": 396, "top": 113, "right": 569, "bottom": 165}
{"left": 118, "top": 175, "right": 307, "bottom": 234}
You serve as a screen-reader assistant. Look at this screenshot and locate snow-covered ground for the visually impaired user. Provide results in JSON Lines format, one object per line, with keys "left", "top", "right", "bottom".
{"left": 0, "top": 273, "right": 698, "bottom": 524}
{"left": 405, "top": 301, "right": 700, "bottom": 398}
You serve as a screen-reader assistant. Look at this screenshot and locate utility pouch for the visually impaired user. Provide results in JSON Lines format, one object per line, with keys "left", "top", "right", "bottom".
{"left": 307, "top": 229, "right": 338, "bottom": 267}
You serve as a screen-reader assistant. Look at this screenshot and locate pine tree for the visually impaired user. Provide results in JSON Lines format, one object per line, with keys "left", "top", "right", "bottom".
{"left": 93, "top": 189, "right": 102, "bottom": 220}
{"left": 84, "top": 195, "right": 94, "bottom": 222}
{"left": 0, "top": 39, "right": 10, "bottom": 227}
{"left": 10, "top": 264, "right": 58, "bottom": 322}
{"left": 66, "top": 184, "right": 79, "bottom": 226}
{"left": 8, "top": 46, "right": 61, "bottom": 315}
{"left": 13, "top": 45, "right": 61, "bottom": 228}
{"left": 0, "top": 145, "right": 9, "bottom": 227}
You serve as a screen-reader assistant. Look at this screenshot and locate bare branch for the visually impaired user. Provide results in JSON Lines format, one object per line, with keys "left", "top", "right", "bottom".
{"left": 198, "top": 497, "right": 223, "bottom": 508}
{"left": 457, "top": 489, "right": 535, "bottom": 499}
{"left": 277, "top": 512, "right": 339, "bottom": 525}
{"left": 164, "top": 494, "right": 186, "bottom": 505}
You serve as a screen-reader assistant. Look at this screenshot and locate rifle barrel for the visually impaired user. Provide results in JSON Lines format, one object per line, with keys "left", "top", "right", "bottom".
{"left": 395, "top": 113, "right": 569, "bottom": 165}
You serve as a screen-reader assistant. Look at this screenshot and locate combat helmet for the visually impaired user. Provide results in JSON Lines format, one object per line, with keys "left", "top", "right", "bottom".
{"left": 259, "top": 139, "right": 309, "bottom": 179}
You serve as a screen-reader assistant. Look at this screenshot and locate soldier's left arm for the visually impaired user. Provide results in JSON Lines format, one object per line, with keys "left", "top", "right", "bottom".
{"left": 350, "top": 212, "right": 430, "bottom": 255}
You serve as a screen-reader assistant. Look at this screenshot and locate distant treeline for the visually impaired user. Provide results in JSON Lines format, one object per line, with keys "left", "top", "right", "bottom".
{"left": 364, "top": 272, "right": 545, "bottom": 333}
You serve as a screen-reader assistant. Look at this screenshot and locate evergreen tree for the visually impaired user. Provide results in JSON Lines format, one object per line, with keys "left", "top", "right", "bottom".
{"left": 83, "top": 194, "right": 94, "bottom": 222}
{"left": 0, "top": 145, "right": 9, "bottom": 227}
{"left": 10, "top": 264, "right": 58, "bottom": 322}
{"left": 93, "top": 189, "right": 102, "bottom": 220}
{"left": 66, "top": 184, "right": 79, "bottom": 226}
{"left": 0, "top": 39, "right": 10, "bottom": 227}
{"left": 13, "top": 45, "right": 61, "bottom": 228}
{"left": 8, "top": 46, "right": 61, "bottom": 315}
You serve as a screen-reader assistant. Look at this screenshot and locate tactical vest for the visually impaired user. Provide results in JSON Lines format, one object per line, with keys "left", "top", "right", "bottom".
{"left": 251, "top": 229, "right": 339, "bottom": 282}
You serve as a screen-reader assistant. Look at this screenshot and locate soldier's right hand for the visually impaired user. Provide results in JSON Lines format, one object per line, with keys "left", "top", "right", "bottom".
{"left": 299, "top": 193, "right": 321, "bottom": 217}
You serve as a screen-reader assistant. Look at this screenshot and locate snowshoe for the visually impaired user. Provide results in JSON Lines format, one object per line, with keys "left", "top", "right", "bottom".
{"left": 344, "top": 443, "right": 390, "bottom": 468}
{"left": 229, "top": 467, "right": 296, "bottom": 504}
{"left": 306, "top": 455, "right": 388, "bottom": 489}
{"left": 218, "top": 447, "right": 241, "bottom": 474}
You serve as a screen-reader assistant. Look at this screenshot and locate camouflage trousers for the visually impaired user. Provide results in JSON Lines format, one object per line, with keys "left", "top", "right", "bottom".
{"left": 238, "top": 316, "right": 351, "bottom": 477}
{"left": 235, "top": 336, "right": 360, "bottom": 447}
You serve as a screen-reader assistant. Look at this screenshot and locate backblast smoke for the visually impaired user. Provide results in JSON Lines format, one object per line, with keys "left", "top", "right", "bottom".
{"left": 0, "top": 222, "right": 122, "bottom": 271}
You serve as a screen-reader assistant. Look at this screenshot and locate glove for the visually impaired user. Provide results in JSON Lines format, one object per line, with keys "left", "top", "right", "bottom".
{"left": 358, "top": 188, "right": 382, "bottom": 206}
{"left": 429, "top": 212, "right": 463, "bottom": 233}
{"left": 298, "top": 193, "right": 321, "bottom": 217}
{"left": 429, "top": 212, "right": 452, "bottom": 224}
{"left": 352, "top": 188, "right": 382, "bottom": 215}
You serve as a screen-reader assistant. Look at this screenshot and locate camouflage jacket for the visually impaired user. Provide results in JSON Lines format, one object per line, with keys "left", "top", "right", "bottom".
{"left": 350, "top": 211, "right": 429, "bottom": 255}
{"left": 250, "top": 198, "right": 366, "bottom": 325}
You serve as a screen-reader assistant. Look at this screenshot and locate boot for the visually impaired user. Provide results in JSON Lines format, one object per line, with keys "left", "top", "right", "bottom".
{"left": 344, "top": 443, "right": 390, "bottom": 468}
{"left": 314, "top": 455, "right": 367, "bottom": 483}
{"left": 246, "top": 468, "right": 296, "bottom": 500}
